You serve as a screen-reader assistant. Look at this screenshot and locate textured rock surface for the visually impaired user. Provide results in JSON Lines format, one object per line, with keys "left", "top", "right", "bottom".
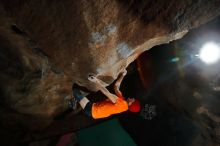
{"left": 0, "top": 0, "right": 220, "bottom": 138}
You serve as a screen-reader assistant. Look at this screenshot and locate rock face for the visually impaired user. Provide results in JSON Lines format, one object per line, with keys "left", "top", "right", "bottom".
{"left": 0, "top": 0, "right": 220, "bottom": 135}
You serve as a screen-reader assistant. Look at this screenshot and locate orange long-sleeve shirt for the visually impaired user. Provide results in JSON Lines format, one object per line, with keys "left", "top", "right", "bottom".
{"left": 91, "top": 97, "right": 128, "bottom": 119}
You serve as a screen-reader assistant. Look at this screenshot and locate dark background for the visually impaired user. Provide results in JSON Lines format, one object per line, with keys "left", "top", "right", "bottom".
{"left": 118, "top": 16, "right": 220, "bottom": 146}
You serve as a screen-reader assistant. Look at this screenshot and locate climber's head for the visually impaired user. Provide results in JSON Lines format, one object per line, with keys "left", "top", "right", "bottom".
{"left": 127, "top": 98, "right": 141, "bottom": 113}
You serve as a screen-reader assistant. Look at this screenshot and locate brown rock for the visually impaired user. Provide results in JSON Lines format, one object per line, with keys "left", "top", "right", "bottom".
{"left": 0, "top": 0, "right": 220, "bottom": 137}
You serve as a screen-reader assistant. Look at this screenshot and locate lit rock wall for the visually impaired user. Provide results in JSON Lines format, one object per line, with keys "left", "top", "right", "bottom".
{"left": 0, "top": 0, "right": 220, "bottom": 131}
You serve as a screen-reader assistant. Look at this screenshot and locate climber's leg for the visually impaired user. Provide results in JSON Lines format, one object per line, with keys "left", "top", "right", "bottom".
{"left": 83, "top": 100, "right": 93, "bottom": 116}
{"left": 68, "top": 84, "right": 85, "bottom": 109}
{"left": 70, "top": 87, "right": 92, "bottom": 117}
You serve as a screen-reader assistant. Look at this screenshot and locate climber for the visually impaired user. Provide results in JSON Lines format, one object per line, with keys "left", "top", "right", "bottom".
{"left": 69, "top": 70, "right": 141, "bottom": 119}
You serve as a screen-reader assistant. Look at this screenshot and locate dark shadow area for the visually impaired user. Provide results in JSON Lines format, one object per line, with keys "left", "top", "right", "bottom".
{"left": 118, "top": 16, "right": 220, "bottom": 146}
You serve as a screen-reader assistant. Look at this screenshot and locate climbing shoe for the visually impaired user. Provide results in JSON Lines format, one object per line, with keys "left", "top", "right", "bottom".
{"left": 68, "top": 97, "right": 78, "bottom": 110}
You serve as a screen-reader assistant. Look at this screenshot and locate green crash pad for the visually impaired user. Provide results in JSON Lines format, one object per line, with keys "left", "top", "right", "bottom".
{"left": 77, "top": 118, "right": 136, "bottom": 146}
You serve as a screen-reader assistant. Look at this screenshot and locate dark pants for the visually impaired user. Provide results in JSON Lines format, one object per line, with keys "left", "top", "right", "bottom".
{"left": 72, "top": 84, "right": 93, "bottom": 117}
{"left": 84, "top": 101, "right": 93, "bottom": 117}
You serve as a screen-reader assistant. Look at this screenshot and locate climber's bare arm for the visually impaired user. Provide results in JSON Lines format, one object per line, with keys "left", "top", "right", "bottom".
{"left": 88, "top": 75, "right": 117, "bottom": 103}
{"left": 114, "top": 69, "right": 127, "bottom": 97}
